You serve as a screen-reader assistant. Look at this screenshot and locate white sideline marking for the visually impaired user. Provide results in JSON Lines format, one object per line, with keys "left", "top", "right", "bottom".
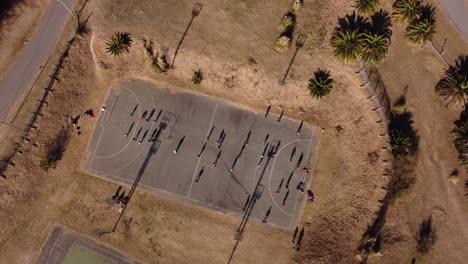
{"left": 186, "top": 103, "right": 219, "bottom": 198}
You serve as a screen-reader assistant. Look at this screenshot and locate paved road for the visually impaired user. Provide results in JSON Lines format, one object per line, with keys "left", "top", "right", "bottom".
{"left": 436, "top": 0, "right": 468, "bottom": 39}
{"left": 0, "top": 0, "right": 77, "bottom": 122}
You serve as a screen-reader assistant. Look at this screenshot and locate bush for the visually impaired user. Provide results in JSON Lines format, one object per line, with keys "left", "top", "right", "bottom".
{"left": 192, "top": 70, "right": 203, "bottom": 84}
{"left": 153, "top": 55, "right": 169, "bottom": 73}
{"left": 275, "top": 12, "right": 296, "bottom": 51}
{"left": 275, "top": 35, "right": 291, "bottom": 52}
{"left": 40, "top": 128, "right": 71, "bottom": 172}
{"left": 279, "top": 14, "right": 295, "bottom": 32}
{"left": 392, "top": 155, "right": 417, "bottom": 199}
{"left": 291, "top": 0, "right": 303, "bottom": 11}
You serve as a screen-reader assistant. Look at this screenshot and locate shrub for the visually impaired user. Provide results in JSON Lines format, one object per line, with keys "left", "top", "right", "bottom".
{"left": 279, "top": 14, "right": 295, "bottom": 32}
{"left": 192, "top": 70, "right": 203, "bottom": 84}
{"left": 275, "top": 35, "right": 291, "bottom": 52}
{"left": 40, "top": 128, "right": 71, "bottom": 172}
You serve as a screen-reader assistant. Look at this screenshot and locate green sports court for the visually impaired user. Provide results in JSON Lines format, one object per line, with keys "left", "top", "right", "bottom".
{"left": 36, "top": 225, "right": 140, "bottom": 264}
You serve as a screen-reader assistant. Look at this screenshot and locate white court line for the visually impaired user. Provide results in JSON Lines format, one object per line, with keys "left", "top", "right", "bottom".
{"left": 94, "top": 88, "right": 143, "bottom": 159}
{"left": 42, "top": 229, "right": 63, "bottom": 264}
{"left": 63, "top": 243, "right": 117, "bottom": 264}
{"left": 289, "top": 128, "right": 316, "bottom": 230}
{"left": 267, "top": 139, "right": 310, "bottom": 217}
{"left": 248, "top": 125, "right": 299, "bottom": 218}
{"left": 186, "top": 103, "right": 219, "bottom": 198}
{"left": 106, "top": 95, "right": 119, "bottom": 123}
{"left": 75, "top": 238, "right": 136, "bottom": 264}
{"left": 88, "top": 167, "right": 287, "bottom": 230}
{"left": 89, "top": 88, "right": 145, "bottom": 174}
{"left": 92, "top": 90, "right": 159, "bottom": 173}
{"left": 251, "top": 124, "right": 297, "bottom": 191}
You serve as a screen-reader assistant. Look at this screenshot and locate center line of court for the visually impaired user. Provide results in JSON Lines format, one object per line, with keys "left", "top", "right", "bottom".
{"left": 186, "top": 103, "right": 219, "bottom": 198}
{"left": 288, "top": 128, "right": 316, "bottom": 230}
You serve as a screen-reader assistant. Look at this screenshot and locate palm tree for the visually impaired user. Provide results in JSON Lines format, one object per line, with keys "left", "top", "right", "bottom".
{"left": 361, "top": 33, "right": 389, "bottom": 65}
{"left": 390, "top": 130, "right": 414, "bottom": 156}
{"left": 392, "top": 0, "right": 422, "bottom": 25}
{"left": 404, "top": 5, "right": 436, "bottom": 45}
{"left": 308, "top": 69, "right": 334, "bottom": 98}
{"left": 106, "top": 32, "right": 133, "bottom": 56}
{"left": 355, "top": 0, "right": 381, "bottom": 16}
{"left": 436, "top": 55, "right": 468, "bottom": 105}
{"left": 330, "top": 28, "right": 365, "bottom": 63}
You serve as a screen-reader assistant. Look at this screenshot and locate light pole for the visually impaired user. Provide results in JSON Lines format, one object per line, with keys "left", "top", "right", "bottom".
{"left": 228, "top": 145, "right": 274, "bottom": 264}
{"left": 95, "top": 116, "right": 169, "bottom": 237}
{"left": 278, "top": 34, "right": 307, "bottom": 86}
{"left": 171, "top": 3, "right": 203, "bottom": 69}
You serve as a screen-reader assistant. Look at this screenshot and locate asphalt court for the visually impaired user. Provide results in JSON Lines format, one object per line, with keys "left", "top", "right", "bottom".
{"left": 36, "top": 225, "right": 140, "bottom": 264}
{"left": 87, "top": 79, "right": 320, "bottom": 230}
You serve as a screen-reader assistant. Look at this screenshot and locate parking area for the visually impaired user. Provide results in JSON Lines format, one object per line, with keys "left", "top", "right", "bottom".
{"left": 86, "top": 79, "right": 320, "bottom": 229}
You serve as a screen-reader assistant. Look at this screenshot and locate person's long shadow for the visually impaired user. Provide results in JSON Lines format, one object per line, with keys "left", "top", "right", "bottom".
{"left": 171, "top": 3, "right": 203, "bottom": 68}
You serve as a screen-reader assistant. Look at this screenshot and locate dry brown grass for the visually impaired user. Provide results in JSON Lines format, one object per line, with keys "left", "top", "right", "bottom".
{"left": 368, "top": 1, "right": 468, "bottom": 264}
{"left": 0, "top": 0, "right": 394, "bottom": 263}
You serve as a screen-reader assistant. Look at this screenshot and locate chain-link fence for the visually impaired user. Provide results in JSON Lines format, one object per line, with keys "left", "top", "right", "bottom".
{"left": 357, "top": 58, "right": 394, "bottom": 258}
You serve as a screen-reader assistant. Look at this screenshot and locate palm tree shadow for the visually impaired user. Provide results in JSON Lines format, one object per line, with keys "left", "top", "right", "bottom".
{"left": 420, "top": 4, "right": 436, "bottom": 22}
{"left": 389, "top": 97, "right": 419, "bottom": 154}
{"left": 370, "top": 9, "right": 392, "bottom": 41}
{"left": 417, "top": 216, "right": 436, "bottom": 253}
{"left": 454, "top": 104, "right": 468, "bottom": 127}
{"left": 393, "top": 95, "right": 406, "bottom": 107}
{"left": 452, "top": 55, "right": 468, "bottom": 78}
{"left": 337, "top": 13, "right": 370, "bottom": 32}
